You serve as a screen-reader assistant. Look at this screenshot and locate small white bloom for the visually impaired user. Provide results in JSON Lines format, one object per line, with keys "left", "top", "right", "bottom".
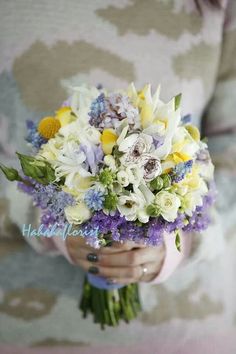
{"left": 117, "top": 170, "right": 130, "bottom": 187}
{"left": 155, "top": 191, "right": 181, "bottom": 222}
{"left": 104, "top": 155, "right": 117, "bottom": 171}
{"left": 65, "top": 202, "right": 91, "bottom": 224}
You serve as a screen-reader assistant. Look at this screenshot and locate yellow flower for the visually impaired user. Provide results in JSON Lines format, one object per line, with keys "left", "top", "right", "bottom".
{"left": 101, "top": 129, "right": 118, "bottom": 154}
{"left": 38, "top": 116, "right": 61, "bottom": 139}
{"left": 140, "top": 102, "right": 154, "bottom": 129}
{"left": 55, "top": 106, "right": 75, "bottom": 127}
{"left": 185, "top": 125, "right": 200, "bottom": 142}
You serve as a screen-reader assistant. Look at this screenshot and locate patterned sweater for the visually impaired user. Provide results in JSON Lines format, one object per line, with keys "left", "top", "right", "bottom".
{"left": 0, "top": 0, "right": 236, "bottom": 352}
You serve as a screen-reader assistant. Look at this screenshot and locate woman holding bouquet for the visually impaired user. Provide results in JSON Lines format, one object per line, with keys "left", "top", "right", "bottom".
{"left": 0, "top": 0, "right": 235, "bottom": 353}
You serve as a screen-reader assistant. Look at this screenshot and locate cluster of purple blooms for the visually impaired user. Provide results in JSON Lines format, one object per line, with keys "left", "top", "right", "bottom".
{"left": 17, "top": 173, "right": 216, "bottom": 247}
{"left": 18, "top": 177, "right": 75, "bottom": 228}
{"left": 88, "top": 92, "right": 138, "bottom": 130}
{"left": 25, "top": 120, "right": 47, "bottom": 150}
{"left": 171, "top": 160, "right": 193, "bottom": 183}
{"left": 79, "top": 183, "right": 216, "bottom": 248}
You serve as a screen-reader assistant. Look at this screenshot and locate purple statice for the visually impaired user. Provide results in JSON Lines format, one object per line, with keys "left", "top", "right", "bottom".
{"left": 25, "top": 120, "right": 47, "bottom": 150}
{"left": 146, "top": 218, "right": 165, "bottom": 246}
{"left": 80, "top": 210, "right": 166, "bottom": 247}
{"left": 164, "top": 213, "right": 186, "bottom": 234}
{"left": 84, "top": 189, "right": 105, "bottom": 211}
{"left": 171, "top": 160, "right": 193, "bottom": 183}
{"left": 18, "top": 178, "right": 75, "bottom": 227}
{"left": 88, "top": 93, "right": 107, "bottom": 129}
{"left": 183, "top": 185, "right": 216, "bottom": 233}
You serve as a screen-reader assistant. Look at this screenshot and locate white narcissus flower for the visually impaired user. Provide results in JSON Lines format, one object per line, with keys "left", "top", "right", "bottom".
{"left": 155, "top": 191, "right": 181, "bottom": 222}
{"left": 65, "top": 202, "right": 91, "bottom": 224}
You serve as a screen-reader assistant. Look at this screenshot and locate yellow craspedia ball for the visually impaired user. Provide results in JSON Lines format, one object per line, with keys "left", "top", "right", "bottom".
{"left": 38, "top": 116, "right": 61, "bottom": 139}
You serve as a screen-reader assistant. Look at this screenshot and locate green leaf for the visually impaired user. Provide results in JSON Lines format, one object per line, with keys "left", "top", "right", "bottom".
{"left": 174, "top": 93, "right": 182, "bottom": 111}
{"left": 175, "top": 232, "right": 181, "bottom": 252}
{"left": 16, "top": 152, "right": 56, "bottom": 185}
{"left": 0, "top": 163, "right": 23, "bottom": 182}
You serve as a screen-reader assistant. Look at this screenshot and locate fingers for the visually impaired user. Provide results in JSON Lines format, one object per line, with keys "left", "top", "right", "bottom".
{"left": 99, "top": 240, "right": 146, "bottom": 254}
{"left": 99, "top": 247, "right": 161, "bottom": 267}
{"left": 79, "top": 260, "right": 161, "bottom": 284}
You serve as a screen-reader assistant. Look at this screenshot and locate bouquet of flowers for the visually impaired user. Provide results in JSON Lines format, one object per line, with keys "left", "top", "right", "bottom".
{"left": 0, "top": 83, "right": 216, "bottom": 329}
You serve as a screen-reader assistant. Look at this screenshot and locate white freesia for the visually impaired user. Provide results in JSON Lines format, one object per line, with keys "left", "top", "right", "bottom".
{"left": 155, "top": 191, "right": 181, "bottom": 222}
{"left": 53, "top": 141, "right": 91, "bottom": 188}
{"left": 152, "top": 99, "right": 181, "bottom": 159}
{"left": 171, "top": 126, "right": 200, "bottom": 158}
{"left": 65, "top": 202, "right": 91, "bottom": 224}
{"left": 70, "top": 85, "right": 102, "bottom": 124}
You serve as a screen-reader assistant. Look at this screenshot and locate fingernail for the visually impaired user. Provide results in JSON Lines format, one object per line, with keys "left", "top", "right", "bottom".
{"left": 87, "top": 253, "right": 98, "bottom": 262}
{"left": 88, "top": 266, "right": 99, "bottom": 274}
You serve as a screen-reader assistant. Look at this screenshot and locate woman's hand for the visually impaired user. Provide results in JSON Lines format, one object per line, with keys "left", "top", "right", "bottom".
{"left": 66, "top": 236, "right": 166, "bottom": 284}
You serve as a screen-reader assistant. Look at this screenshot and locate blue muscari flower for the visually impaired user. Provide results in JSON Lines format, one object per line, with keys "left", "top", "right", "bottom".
{"left": 171, "top": 160, "right": 193, "bottom": 183}
{"left": 25, "top": 120, "right": 47, "bottom": 150}
{"left": 181, "top": 114, "right": 192, "bottom": 125}
{"left": 88, "top": 93, "right": 107, "bottom": 128}
{"left": 84, "top": 189, "right": 105, "bottom": 211}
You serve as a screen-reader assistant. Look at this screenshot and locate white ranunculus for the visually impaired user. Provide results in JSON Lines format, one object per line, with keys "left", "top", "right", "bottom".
{"left": 139, "top": 153, "right": 162, "bottom": 181}
{"left": 155, "top": 191, "right": 181, "bottom": 222}
{"left": 65, "top": 202, "right": 91, "bottom": 224}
